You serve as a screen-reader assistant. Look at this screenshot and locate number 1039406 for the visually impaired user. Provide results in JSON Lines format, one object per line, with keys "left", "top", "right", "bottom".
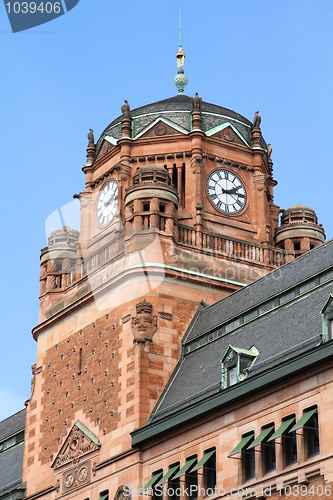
{"left": 5, "top": 2, "right": 62, "bottom": 14}
{"left": 277, "top": 484, "right": 332, "bottom": 496}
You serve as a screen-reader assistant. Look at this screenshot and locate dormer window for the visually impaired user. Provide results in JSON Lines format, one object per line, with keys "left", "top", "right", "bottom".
{"left": 221, "top": 346, "right": 259, "bottom": 389}
{"left": 321, "top": 294, "right": 333, "bottom": 342}
{"left": 228, "top": 365, "right": 238, "bottom": 386}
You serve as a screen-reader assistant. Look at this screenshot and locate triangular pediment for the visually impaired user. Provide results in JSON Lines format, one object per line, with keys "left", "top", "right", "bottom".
{"left": 206, "top": 123, "right": 249, "bottom": 147}
{"left": 135, "top": 117, "right": 188, "bottom": 140}
{"left": 321, "top": 294, "right": 333, "bottom": 315}
{"left": 95, "top": 137, "right": 117, "bottom": 161}
{"left": 221, "top": 345, "right": 238, "bottom": 364}
{"left": 51, "top": 420, "right": 101, "bottom": 470}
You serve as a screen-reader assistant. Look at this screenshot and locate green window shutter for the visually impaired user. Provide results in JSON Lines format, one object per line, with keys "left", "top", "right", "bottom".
{"left": 142, "top": 472, "right": 163, "bottom": 490}
{"left": 173, "top": 458, "right": 197, "bottom": 479}
{"left": 267, "top": 418, "right": 295, "bottom": 441}
{"left": 228, "top": 434, "right": 253, "bottom": 457}
{"left": 100, "top": 494, "right": 109, "bottom": 500}
{"left": 290, "top": 408, "right": 317, "bottom": 432}
{"left": 155, "top": 465, "right": 179, "bottom": 485}
{"left": 248, "top": 426, "right": 274, "bottom": 449}
{"left": 191, "top": 450, "right": 215, "bottom": 472}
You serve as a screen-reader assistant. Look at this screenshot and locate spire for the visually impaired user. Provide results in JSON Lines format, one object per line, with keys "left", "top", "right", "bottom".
{"left": 179, "top": 7, "right": 182, "bottom": 48}
{"left": 174, "top": 8, "right": 188, "bottom": 94}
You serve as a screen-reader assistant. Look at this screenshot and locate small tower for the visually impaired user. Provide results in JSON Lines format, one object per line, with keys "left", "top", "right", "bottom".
{"left": 174, "top": 10, "right": 188, "bottom": 94}
{"left": 39, "top": 227, "right": 79, "bottom": 320}
{"left": 124, "top": 164, "right": 178, "bottom": 239}
{"left": 274, "top": 204, "right": 325, "bottom": 260}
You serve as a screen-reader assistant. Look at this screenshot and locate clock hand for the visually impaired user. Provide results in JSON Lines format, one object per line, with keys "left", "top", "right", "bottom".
{"left": 104, "top": 196, "right": 114, "bottom": 206}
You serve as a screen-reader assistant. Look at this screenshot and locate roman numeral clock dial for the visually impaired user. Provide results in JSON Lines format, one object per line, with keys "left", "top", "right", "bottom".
{"left": 96, "top": 180, "right": 118, "bottom": 226}
{"left": 207, "top": 169, "right": 247, "bottom": 215}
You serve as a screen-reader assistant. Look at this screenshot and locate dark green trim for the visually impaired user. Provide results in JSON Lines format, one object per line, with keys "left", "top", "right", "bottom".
{"left": 191, "top": 449, "right": 215, "bottom": 471}
{"left": 155, "top": 465, "right": 179, "bottom": 485}
{"left": 99, "top": 494, "right": 109, "bottom": 500}
{"left": 173, "top": 458, "right": 196, "bottom": 479}
{"left": 142, "top": 472, "right": 163, "bottom": 490}
{"left": 290, "top": 408, "right": 317, "bottom": 432}
{"left": 248, "top": 425, "right": 274, "bottom": 449}
{"left": 131, "top": 341, "right": 333, "bottom": 447}
{"left": 268, "top": 418, "right": 294, "bottom": 441}
{"left": 228, "top": 434, "right": 253, "bottom": 457}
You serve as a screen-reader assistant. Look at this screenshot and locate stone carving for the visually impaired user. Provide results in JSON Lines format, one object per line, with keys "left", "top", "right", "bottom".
{"left": 122, "top": 314, "right": 131, "bottom": 324}
{"left": 222, "top": 128, "right": 235, "bottom": 142}
{"left": 88, "top": 129, "right": 94, "bottom": 147}
{"left": 52, "top": 422, "right": 100, "bottom": 470}
{"left": 139, "top": 121, "right": 180, "bottom": 139}
{"left": 192, "top": 92, "right": 202, "bottom": 110}
{"left": 154, "top": 124, "right": 167, "bottom": 136}
{"left": 131, "top": 299, "right": 157, "bottom": 343}
{"left": 115, "top": 485, "right": 131, "bottom": 500}
{"left": 96, "top": 141, "right": 113, "bottom": 160}
{"left": 210, "top": 126, "right": 244, "bottom": 146}
{"left": 267, "top": 143, "right": 272, "bottom": 161}
{"left": 253, "top": 111, "right": 261, "bottom": 128}
{"left": 30, "top": 364, "right": 37, "bottom": 398}
{"left": 121, "top": 100, "right": 131, "bottom": 119}
{"left": 62, "top": 460, "right": 91, "bottom": 493}
{"left": 159, "top": 311, "right": 173, "bottom": 321}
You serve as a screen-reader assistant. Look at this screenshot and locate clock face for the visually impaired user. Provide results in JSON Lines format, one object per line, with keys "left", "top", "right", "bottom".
{"left": 96, "top": 180, "right": 118, "bottom": 226}
{"left": 206, "top": 169, "right": 247, "bottom": 214}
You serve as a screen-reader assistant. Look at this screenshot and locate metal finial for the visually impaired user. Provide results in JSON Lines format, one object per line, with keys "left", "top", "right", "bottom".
{"left": 174, "top": 7, "right": 188, "bottom": 94}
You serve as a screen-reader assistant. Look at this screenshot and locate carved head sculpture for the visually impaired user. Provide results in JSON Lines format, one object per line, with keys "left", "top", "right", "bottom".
{"left": 131, "top": 299, "right": 157, "bottom": 343}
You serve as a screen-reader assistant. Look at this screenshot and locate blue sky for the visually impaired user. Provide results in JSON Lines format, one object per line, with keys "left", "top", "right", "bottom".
{"left": 1, "top": 0, "right": 332, "bottom": 421}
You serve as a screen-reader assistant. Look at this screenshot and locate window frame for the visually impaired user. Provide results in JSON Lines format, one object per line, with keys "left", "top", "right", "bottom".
{"left": 168, "top": 463, "right": 180, "bottom": 500}
{"left": 304, "top": 407, "right": 320, "bottom": 458}
{"left": 282, "top": 415, "right": 297, "bottom": 467}
{"left": 185, "top": 455, "right": 198, "bottom": 500}
{"left": 242, "top": 432, "right": 255, "bottom": 482}
{"left": 261, "top": 425, "right": 276, "bottom": 474}
{"left": 152, "top": 469, "right": 164, "bottom": 500}
{"left": 203, "top": 448, "right": 216, "bottom": 493}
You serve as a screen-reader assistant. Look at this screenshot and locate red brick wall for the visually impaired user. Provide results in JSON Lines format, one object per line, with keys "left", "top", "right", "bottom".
{"left": 39, "top": 312, "right": 122, "bottom": 465}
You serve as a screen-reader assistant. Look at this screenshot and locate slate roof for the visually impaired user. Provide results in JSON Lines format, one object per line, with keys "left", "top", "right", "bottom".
{"left": 0, "top": 443, "right": 24, "bottom": 497}
{"left": 0, "top": 410, "right": 25, "bottom": 497}
{"left": 147, "top": 239, "right": 333, "bottom": 424}
{"left": 186, "top": 237, "right": 333, "bottom": 341}
{"left": 0, "top": 409, "right": 25, "bottom": 443}
{"left": 96, "top": 95, "right": 266, "bottom": 152}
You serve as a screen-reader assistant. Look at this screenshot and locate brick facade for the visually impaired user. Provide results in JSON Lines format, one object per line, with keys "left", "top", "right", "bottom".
{"left": 39, "top": 313, "right": 122, "bottom": 465}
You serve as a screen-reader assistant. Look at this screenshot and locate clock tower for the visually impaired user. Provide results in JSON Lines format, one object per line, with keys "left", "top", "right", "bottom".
{"left": 23, "top": 50, "right": 325, "bottom": 497}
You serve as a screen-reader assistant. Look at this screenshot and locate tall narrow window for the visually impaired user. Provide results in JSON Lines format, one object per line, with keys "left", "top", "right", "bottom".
{"left": 228, "top": 365, "right": 238, "bottom": 386}
{"left": 172, "top": 165, "right": 177, "bottom": 187}
{"left": 242, "top": 432, "right": 255, "bottom": 482}
{"left": 78, "top": 348, "right": 82, "bottom": 375}
{"left": 283, "top": 416, "right": 297, "bottom": 466}
{"left": 152, "top": 470, "right": 163, "bottom": 500}
{"left": 185, "top": 456, "right": 197, "bottom": 500}
{"left": 168, "top": 463, "right": 180, "bottom": 500}
{"left": 305, "top": 407, "right": 319, "bottom": 458}
{"left": 203, "top": 448, "right": 216, "bottom": 492}
{"left": 99, "top": 491, "right": 109, "bottom": 500}
{"left": 262, "top": 426, "right": 276, "bottom": 474}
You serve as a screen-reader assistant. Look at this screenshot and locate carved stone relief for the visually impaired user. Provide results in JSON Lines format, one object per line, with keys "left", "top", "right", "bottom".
{"left": 52, "top": 421, "right": 100, "bottom": 470}
{"left": 131, "top": 299, "right": 157, "bottom": 343}
{"left": 63, "top": 459, "right": 91, "bottom": 493}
